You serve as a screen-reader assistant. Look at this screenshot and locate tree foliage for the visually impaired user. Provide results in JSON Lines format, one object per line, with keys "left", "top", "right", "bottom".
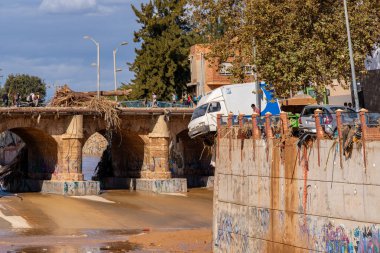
{"left": 4, "top": 74, "right": 46, "bottom": 100}
{"left": 129, "top": 0, "right": 199, "bottom": 100}
{"left": 189, "top": 0, "right": 380, "bottom": 98}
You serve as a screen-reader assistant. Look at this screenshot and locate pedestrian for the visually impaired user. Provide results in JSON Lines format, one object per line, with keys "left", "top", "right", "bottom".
{"left": 171, "top": 92, "right": 177, "bottom": 106}
{"left": 192, "top": 94, "right": 198, "bottom": 106}
{"left": 2, "top": 92, "right": 8, "bottom": 107}
{"left": 152, "top": 93, "right": 157, "bottom": 107}
{"left": 251, "top": 104, "right": 260, "bottom": 114}
{"left": 15, "top": 93, "right": 21, "bottom": 107}
{"left": 187, "top": 94, "right": 192, "bottom": 107}
{"left": 29, "top": 92, "right": 35, "bottom": 107}
{"left": 33, "top": 93, "right": 40, "bottom": 107}
{"left": 344, "top": 102, "right": 348, "bottom": 107}
{"left": 348, "top": 102, "right": 352, "bottom": 109}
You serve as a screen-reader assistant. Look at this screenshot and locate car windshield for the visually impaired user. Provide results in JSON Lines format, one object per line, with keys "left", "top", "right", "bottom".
{"left": 302, "top": 107, "right": 322, "bottom": 116}
{"left": 191, "top": 103, "right": 209, "bottom": 120}
{"left": 329, "top": 106, "right": 346, "bottom": 113}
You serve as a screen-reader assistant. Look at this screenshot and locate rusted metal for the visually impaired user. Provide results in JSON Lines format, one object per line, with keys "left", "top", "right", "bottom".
{"left": 217, "top": 114, "right": 221, "bottom": 159}
{"left": 280, "top": 111, "right": 289, "bottom": 137}
{"left": 228, "top": 113, "right": 233, "bottom": 161}
{"left": 238, "top": 114, "right": 244, "bottom": 139}
{"left": 336, "top": 109, "right": 344, "bottom": 169}
{"left": 238, "top": 114, "right": 244, "bottom": 160}
{"left": 314, "top": 109, "right": 324, "bottom": 139}
{"left": 252, "top": 113, "right": 260, "bottom": 140}
{"left": 302, "top": 144, "right": 309, "bottom": 223}
{"left": 359, "top": 108, "right": 368, "bottom": 169}
{"left": 265, "top": 112, "right": 273, "bottom": 139}
{"left": 314, "top": 109, "right": 323, "bottom": 167}
{"left": 252, "top": 114, "right": 258, "bottom": 161}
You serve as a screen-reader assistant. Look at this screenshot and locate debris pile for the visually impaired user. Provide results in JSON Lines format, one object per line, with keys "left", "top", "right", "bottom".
{"left": 49, "top": 85, "right": 132, "bottom": 130}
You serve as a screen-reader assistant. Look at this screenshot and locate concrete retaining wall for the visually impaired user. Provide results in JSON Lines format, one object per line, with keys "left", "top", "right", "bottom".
{"left": 213, "top": 137, "right": 380, "bottom": 252}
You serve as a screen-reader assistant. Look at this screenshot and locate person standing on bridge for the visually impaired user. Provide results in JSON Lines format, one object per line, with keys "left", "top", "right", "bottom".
{"left": 2, "top": 92, "right": 8, "bottom": 107}
{"left": 13, "top": 93, "right": 21, "bottom": 107}
{"left": 171, "top": 92, "right": 177, "bottom": 106}
{"left": 33, "top": 93, "right": 39, "bottom": 107}
{"left": 152, "top": 93, "right": 157, "bottom": 107}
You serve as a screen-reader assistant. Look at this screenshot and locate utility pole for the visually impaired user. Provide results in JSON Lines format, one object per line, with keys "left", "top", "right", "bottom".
{"left": 253, "top": 38, "right": 261, "bottom": 112}
{"left": 343, "top": 0, "right": 360, "bottom": 111}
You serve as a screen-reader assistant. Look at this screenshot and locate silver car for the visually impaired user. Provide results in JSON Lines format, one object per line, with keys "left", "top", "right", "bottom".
{"left": 299, "top": 105, "right": 355, "bottom": 135}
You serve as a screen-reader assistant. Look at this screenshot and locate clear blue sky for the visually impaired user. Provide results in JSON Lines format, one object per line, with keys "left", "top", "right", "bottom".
{"left": 0, "top": 0, "right": 148, "bottom": 98}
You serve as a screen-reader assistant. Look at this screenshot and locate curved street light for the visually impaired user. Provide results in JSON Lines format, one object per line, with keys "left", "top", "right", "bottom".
{"left": 84, "top": 35, "right": 100, "bottom": 98}
{"left": 113, "top": 42, "right": 128, "bottom": 101}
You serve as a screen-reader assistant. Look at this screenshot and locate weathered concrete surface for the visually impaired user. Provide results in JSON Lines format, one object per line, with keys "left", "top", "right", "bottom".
{"left": 214, "top": 136, "right": 380, "bottom": 252}
{"left": 135, "top": 179, "right": 187, "bottom": 193}
{"left": 41, "top": 181, "right": 100, "bottom": 195}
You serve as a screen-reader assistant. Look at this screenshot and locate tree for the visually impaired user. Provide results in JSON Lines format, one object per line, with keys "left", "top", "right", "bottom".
{"left": 129, "top": 0, "right": 199, "bottom": 100}
{"left": 189, "top": 0, "right": 380, "bottom": 98}
{"left": 4, "top": 74, "right": 46, "bottom": 100}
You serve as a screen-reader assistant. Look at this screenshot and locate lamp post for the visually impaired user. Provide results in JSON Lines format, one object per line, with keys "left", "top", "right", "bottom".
{"left": 83, "top": 35, "right": 100, "bottom": 98}
{"left": 113, "top": 42, "right": 128, "bottom": 101}
{"left": 0, "top": 68, "right": 3, "bottom": 87}
{"left": 343, "top": 0, "right": 359, "bottom": 111}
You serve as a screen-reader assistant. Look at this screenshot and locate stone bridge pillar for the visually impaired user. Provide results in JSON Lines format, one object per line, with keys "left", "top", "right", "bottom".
{"left": 137, "top": 115, "right": 187, "bottom": 193}
{"left": 52, "top": 115, "right": 84, "bottom": 181}
{"left": 141, "top": 115, "right": 171, "bottom": 179}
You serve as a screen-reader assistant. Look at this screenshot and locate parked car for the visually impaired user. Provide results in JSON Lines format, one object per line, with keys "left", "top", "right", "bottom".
{"left": 299, "top": 105, "right": 356, "bottom": 135}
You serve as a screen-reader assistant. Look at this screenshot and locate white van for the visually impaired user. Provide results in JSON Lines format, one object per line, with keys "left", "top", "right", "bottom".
{"left": 188, "top": 82, "right": 280, "bottom": 139}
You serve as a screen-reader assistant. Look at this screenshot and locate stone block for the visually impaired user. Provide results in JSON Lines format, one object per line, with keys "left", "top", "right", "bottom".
{"left": 136, "top": 178, "right": 187, "bottom": 193}
{"left": 41, "top": 180, "right": 100, "bottom": 196}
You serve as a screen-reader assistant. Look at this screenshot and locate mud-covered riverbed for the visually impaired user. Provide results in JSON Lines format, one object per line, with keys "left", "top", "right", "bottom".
{"left": 0, "top": 188, "right": 213, "bottom": 252}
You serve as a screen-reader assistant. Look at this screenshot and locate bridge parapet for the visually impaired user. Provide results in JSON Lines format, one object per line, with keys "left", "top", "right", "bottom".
{"left": 0, "top": 106, "right": 213, "bottom": 195}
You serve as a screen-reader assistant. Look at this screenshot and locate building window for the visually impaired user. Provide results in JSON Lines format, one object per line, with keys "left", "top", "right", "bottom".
{"left": 244, "top": 65, "right": 254, "bottom": 75}
{"left": 219, "top": 62, "right": 233, "bottom": 76}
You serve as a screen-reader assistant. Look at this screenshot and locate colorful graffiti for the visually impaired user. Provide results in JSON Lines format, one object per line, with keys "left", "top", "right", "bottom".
{"left": 321, "top": 223, "right": 380, "bottom": 253}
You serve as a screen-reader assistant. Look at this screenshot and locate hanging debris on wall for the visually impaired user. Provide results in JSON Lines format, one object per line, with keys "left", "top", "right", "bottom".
{"left": 0, "top": 146, "right": 27, "bottom": 192}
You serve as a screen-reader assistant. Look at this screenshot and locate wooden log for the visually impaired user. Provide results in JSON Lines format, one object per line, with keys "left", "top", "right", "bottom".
{"left": 75, "top": 89, "right": 132, "bottom": 97}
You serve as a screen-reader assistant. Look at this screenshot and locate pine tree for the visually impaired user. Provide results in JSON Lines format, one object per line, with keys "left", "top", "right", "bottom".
{"left": 129, "top": 0, "right": 197, "bottom": 100}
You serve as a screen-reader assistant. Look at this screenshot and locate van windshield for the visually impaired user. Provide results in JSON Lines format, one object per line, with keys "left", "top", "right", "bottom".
{"left": 191, "top": 103, "right": 209, "bottom": 120}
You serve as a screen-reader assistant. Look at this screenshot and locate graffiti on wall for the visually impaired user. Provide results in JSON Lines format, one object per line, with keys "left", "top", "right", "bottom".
{"left": 215, "top": 211, "right": 249, "bottom": 252}
{"left": 321, "top": 223, "right": 379, "bottom": 253}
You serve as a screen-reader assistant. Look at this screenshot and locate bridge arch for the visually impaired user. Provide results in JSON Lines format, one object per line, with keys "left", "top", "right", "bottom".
{"left": 82, "top": 129, "right": 146, "bottom": 180}
{"left": 7, "top": 127, "right": 58, "bottom": 180}
{"left": 170, "top": 129, "right": 213, "bottom": 186}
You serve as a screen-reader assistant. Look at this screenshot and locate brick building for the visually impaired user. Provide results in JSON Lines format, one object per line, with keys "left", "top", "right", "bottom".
{"left": 187, "top": 44, "right": 254, "bottom": 96}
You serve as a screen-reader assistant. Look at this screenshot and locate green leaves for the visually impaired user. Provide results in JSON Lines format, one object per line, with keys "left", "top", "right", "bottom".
{"left": 4, "top": 74, "right": 46, "bottom": 101}
{"left": 129, "top": 0, "right": 199, "bottom": 100}
{"left": 190, "top": 0, "right": 380, "bottom": 100}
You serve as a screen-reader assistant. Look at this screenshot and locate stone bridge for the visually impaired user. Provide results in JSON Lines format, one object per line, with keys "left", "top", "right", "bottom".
{"left": 0, "top": 107, "right": 213, "bottom": 195}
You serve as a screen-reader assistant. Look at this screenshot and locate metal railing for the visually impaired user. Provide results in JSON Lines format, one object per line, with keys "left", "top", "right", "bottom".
{"left": 119, "top": 100, "right": 192, "bottom": 108}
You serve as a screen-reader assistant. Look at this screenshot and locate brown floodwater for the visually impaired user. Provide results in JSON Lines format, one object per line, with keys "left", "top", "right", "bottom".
{"left": 0, "top": 188, "right": 213, "bottom": 252}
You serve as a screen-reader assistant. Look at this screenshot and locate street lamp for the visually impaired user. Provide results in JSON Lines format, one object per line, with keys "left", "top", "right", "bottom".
{"left": 113, "top": 42, "right": 128, "bottom": 101}
{"left": 343, "top": 0, "right": 359, "bottom": 111}
{"left": 0, "top": 68, "right": 3, "bottom": 86}
{"left": 83, "top": 35, "right": 100, "bottom": 98}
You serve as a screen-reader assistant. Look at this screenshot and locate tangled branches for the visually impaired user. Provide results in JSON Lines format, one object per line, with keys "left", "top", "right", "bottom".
{"left": 49, "top": 85, "right": 120, "bottom": 130}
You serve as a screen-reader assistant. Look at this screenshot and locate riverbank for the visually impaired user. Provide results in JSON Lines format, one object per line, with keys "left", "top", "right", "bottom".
{"left": 0, "top": 188, "right": 213, "bottom": 252}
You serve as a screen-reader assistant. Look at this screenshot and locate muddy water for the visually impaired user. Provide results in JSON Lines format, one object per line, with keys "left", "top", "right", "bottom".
{"left": 0, "top": 189, "right": 213, "bottom": 252}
